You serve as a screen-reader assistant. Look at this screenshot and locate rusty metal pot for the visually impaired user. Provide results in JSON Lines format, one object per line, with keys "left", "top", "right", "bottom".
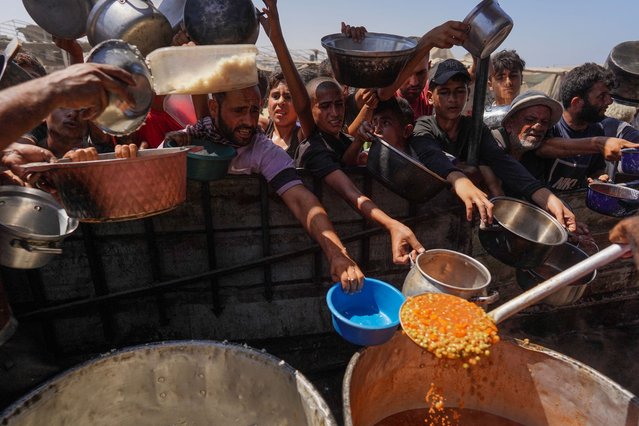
{"left": 402, "top": 249, "right": 498, "bottom": 308}
{"left": 343, "top": 332, "right": 639, "bottom": 426}
{"left": 86, "top": 0, "right": 173, "bottom": 57}
{"left": 19, "top": 148, "right": 189, "bottom": 223}
{"left": 462, "top": 0, "right": 514, "bottom": 59}
{"left": 605, "top": 40, "right": 639, "bottom": 106}
{"left": 0, "top": 341, "right": 337, "bottom": 425}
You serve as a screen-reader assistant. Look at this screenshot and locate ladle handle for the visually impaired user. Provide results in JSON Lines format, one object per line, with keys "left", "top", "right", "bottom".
{"left": 488, "top": 243, "right": 630, "bottom": 324}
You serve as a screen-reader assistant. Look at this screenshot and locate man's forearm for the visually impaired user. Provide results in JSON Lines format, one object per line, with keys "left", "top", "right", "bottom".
{"left": 536, "top": 137, "right": 600, "bottom": 158}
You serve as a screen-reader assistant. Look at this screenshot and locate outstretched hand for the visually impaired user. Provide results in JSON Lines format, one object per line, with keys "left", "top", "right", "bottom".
{"left": 341, "top": 22, "right": 367, "bottom": 43}
{"left": 423, "top": 20, "right": 470, "bottom": 49}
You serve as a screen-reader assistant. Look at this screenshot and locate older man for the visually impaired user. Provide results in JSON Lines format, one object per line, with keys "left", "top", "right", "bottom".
{"left": 163, "top": 84, "right": 364, "bottom": 293}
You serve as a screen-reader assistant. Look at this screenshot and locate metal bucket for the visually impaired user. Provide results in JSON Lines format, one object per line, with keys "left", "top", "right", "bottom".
{"left": 0, "top": 340, "right": 337, "bottom": 425}
{"left": 0, "top": 280, "right": 17, "bottom": 347}
{"left": 343, "top": 332, "right": 639, "bottom": 426}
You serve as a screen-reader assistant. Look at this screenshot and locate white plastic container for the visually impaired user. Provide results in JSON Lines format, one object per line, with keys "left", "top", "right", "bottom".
{"left": 146, "top": 44, "right": 258, "bottom": 95}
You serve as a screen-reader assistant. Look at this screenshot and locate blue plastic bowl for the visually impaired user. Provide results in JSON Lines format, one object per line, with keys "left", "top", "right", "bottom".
{"left": 326, "top": 278, "right": 405, "bottom": 346}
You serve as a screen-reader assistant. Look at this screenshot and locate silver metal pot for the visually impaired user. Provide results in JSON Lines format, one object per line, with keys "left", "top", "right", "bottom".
{"left": 515, "top": 242, "right": 596, "bottom": 306}
{"left": 1, "top": 341, "right": 337, "bottom": 425}
{"left": 22, "top": 0, "right": 97, "bottom": 39}
{"left": 85, "top": 39, "right": 153, "bottom": 136}
{"left": 86, "top": 0, "right": 173, "bottom": 57}
{"left": 0, "top": 187, "right": 78, "bottom": 269}
{"left": 321, "top": 33, "right": 417, "bottom": 88}
{"left": 402, "top": 249, "right": 498, "bottom": 308}
{"left": 605, "top": 40, "right": 639, "bottom": 106}
{"left": 365, "top": 136, "right": 447, "bottom": 203}
{"left": 462, "top": 0, "right": 514, "bottom": 59}
{"left": 478, "top": 197, "right": 568, "bottom": 269}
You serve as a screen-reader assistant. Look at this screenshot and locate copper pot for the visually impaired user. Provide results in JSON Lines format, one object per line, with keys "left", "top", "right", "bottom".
{"left": 19, "top": 148, "right": 188, "bottom": 222}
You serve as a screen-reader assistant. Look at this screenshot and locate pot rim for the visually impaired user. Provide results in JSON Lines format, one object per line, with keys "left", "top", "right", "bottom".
{"left": 321, "top": 32, "right": 417, "bottom": 58}
{"left": 488, "top": 196, "right": 568, "bottom": 246}
{"left": 588, "top": 182, "right": 639, "bottom": 200}
{"left": 415, "top": 248, "right": 492, "bottom": 292}
{"left": 369, "top": 136, "right": 447, "bottom": 183}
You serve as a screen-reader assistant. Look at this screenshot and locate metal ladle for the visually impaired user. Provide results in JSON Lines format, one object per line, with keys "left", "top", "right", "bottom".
{"left": 400, "top": 243, "right": 631, "bottom": 349}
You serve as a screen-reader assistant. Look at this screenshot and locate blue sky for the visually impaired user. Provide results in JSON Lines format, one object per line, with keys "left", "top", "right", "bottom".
{"left": 3, "top": 0, "right": 637, "bottom": 67}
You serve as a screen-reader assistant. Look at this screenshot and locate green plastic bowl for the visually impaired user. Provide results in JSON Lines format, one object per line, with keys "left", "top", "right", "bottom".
{"left": 186, "top": 140, "right": 237, "bottom": 181}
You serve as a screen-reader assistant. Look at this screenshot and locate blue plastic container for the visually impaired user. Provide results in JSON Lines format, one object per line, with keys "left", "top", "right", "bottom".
{"left": 186, "top": 140, "right": 237, "bottom": 181}
{"left": 326, "top": 278, "right": 405, "bottom": 346}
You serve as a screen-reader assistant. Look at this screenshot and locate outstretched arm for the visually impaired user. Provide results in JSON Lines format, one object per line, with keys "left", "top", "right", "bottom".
{"left": 260, "top": 0, "right": 315, "bottom": 139}
{"left": 537, "top": 136, "right": 639, "bottom": 161}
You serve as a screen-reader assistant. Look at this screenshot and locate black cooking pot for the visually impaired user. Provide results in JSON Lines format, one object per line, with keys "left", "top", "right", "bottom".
{"left": 183, "top": 0, "right": 259, "bottom": 45}
{"left": 365, "top": 136, "right": 448, "bottom": 202}
{"left": 478, "top": 197, "right": 568, "bottom": 269}
{"left": 586, "top": 182, "right": 639, "bottom": 217}
{"left": 605, "top": 40, "right": 639, "bottom": 106}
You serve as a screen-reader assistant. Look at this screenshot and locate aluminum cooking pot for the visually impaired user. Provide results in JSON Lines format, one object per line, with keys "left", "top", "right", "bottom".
{"left": 23, "top": 0, "right": 97, "bottom": 39}
{"left": 478, "top": 197, "right": 568, "bottom": 269}
{"left": 0, "top": 187, "right": 78, "bottom": 269}
{"left": 87, "top": 0, "right": 173, "bottom": 57}
{"left": 516, "top": 242, "right": 596, "bottom": 306}
{"left": 402, "top": 249, "right": 498, "bottom": 308}
{"left": 321, "top": 33, "right": 417, "bottom": 88}
{"left": 366, "top": 136, "right": 447, "bottom": 202}
{"left": 85, "top": 39, "right": 153, "bottom": 136}
{"left": 183, "top": 0, "right": 259, "bottom": 45}
{"left": 462, "top": 0, "right": 514, "bottom": 59}
{"left": 586, "top": 182, "right": 639, "bottom": 217}
{"left": 605, "top": 40, "right": 639, "bottom": 106}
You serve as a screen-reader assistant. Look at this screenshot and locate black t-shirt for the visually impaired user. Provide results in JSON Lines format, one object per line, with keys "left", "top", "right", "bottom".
{"left": 546, "top": 117, "right": 606, "bottom": 191}
{"left": 294, "top": 130, "right": 353, "bottom": 178}
{"left": 410, "top": 115, "right": 544, "bottom": 199}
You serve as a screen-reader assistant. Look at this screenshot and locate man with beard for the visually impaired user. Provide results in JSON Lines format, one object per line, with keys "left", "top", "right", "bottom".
{"left": 162, "top": 85, "right": 365, "bottom": 293}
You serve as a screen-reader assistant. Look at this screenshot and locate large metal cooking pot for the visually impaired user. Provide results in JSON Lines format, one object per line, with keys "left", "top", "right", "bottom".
{"left": 19, "top": 148, "right": 188, "bottom": 223}
{"left": 478, "top": 197, "right": 568, "bottom": 269}
{"left": 0, "top": 340, "right": 337, "bottom": 425}
{"left": 343, "top": 332, "right": 639, "bottom": 426}
{"left": 516, "top": 242, "right": 596, "bottom": 307}
{"left": 321, "top": 33, "right": 417, "bottom": 88}
{"left": 586, "top": 182, "right": 639, "bottom": 217}
{"left": 366, "top": 136, "right": 447, "bottom": 202}
{"left": 462, "top": 0, "right": 514, "bottom": 59}
{"left": 86, "top": 0, "right": 173, "bottom": 57}
{"left": 0, "top": 187, "right": 78, "bottom": 269}
{"left": 183, "top": 0, "right": 259, "bottom": 45}
{"left": 22, "top": 0, "right": 97, "bottom": 39}
{"left": 483, "top": 104, "right": 510, "bottom": 129}
{"left": 402, "top": 249, "right": 498, "bottom": 308}
{"left": 605, "top": 40, "right": 639, "bottom": 106}
{"left": 85, "top": 39, "right": 153, "bottom": 136}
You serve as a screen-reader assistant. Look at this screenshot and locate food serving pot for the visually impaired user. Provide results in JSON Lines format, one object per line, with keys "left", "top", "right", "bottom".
{"left": 183, "top": 0, "right": 259, "bottom": 45}
{"left": 22, "top": 0, "right": 97, "bottom": 39}
{"left": 366, "top": 136, "right": 447, "bottom": 202}
{"left": 321, "top": 33, "right": 417, "bottom": 88}
{"left": 605, "top": 40, "right": 639, "bottom": 106}
{"left": 620, "top": 147, "right": 639, "bottom": 175}
{"left": 86, "top": 0, "right": 173, "bottom": 57}
{"left": 516, "top": 242, "right": 596, "bottom": 306}
{"left": 85, "top": 39, "right": 153, "bottom": 136}
{"left": 19, "top": 148, "right": 189, "bottom": 223}
{"left": 478, "top": 197, "right": 568, "bottom": 269}
{"left": 402, "top": 249, "right": 498, "bottom": 308}
{"left": 0, "top": 187, "right": 78, "bottom": 269}
{"left": 586, "top": 182, "right": 639, "bottom": 217}
{"left": 0, "top": 341, "right": 337, "bottom": 425}
{"left": 462, "top": 0, "right": 514, "bottom": 59}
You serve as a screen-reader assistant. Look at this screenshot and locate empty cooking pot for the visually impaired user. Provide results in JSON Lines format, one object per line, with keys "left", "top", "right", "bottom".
{"left": 87, "top": 0, "right": 173, "bottom": 57}
{"left": 183, "top": 0, "right": 259, "bottom": 45}
{"left": 620, "top": 148, "right": 639, "bottom": 175}
{"left": 462, "top": 0, "right": 514, "bottom": 59}
{"left": 586, "top": 182, "right": 639, "bottom": 217}
{"left": 516, "top": 242, "right": 596, "bottom": 306}
{"left": 23, "top": 0, "right": 97, "bottom": 39}
{"left": 478, "top": 197, "right": 568, "bottom": 269}
{"left": 0, "top": 187, "right": 78, "bottom": 269}
{"left": 402, "top": 249, "right": 498, "bottom": 308}
{"left": 605, "top": 40, "right": 639, "bottom": 106}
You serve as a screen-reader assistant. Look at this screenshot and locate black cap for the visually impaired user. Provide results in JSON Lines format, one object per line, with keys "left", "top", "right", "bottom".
{"left": 429, "top": 59, "right": 470, "bottom": 86}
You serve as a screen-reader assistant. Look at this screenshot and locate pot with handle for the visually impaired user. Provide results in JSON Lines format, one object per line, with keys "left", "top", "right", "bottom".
{"left": 86, "top": 0, "right": 173, "bottom": 57}
{"left": 402, "top": 249, "right": 498, "bottom": 308}
{"left": 462, "top": 0, "right": 514, "bottom": 59}
{"left": 586, "top": 182, "right": 639, "bottom": 217}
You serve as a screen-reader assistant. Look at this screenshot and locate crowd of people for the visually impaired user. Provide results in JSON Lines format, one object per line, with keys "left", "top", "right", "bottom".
{"left": 1, "top": 0, "right": 639, "bottom": 286}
